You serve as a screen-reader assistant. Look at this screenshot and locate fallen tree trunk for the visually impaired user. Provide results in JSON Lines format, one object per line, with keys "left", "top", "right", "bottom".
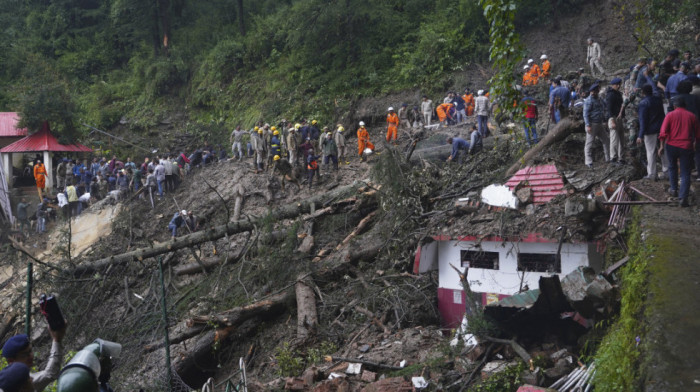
{"left": 71, "top": 181, "right": 369, "bottom": 276}
{"left": 505, "top": 118, "right": 583, "bottom": 177}
{"left": 232, "top": 183, "right": 245, "bottom": 221}
{"left": 174, "top": 258, "right": 221, "bottom": 276}
{"left": 295, "top": 274, "right": 318, "bottom": 341}
{"left": 171, "top": 235, "right": 385, "bottom": 378}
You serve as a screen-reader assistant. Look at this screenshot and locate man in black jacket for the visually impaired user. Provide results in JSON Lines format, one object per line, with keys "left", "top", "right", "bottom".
{"left": 607, "top": 78, "right": 625, "bottom": 164}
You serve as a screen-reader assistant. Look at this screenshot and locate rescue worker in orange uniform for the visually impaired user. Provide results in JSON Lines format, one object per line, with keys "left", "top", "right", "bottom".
{"left": 522, "top": 65, "right": 535, "bottom": 86}
{"left": 357, "top": 121, "right": 374, "bottom": 161}
{"left": 463, "top": 88, "right": 475, "bottom": 116}
{"left": 527, "top": 59, "right": 541, "bottom": 85}
{"left": 386, "top": 107, "right": 399, "bottom": 142}
{"left": 33, "top": 159, "right": 48, "bottom": 201}
{"left": 435, "top": 102, "right": 454, "bottom": 127}
{"left": 540, "top": 54, "right": 551, "bottom": 80}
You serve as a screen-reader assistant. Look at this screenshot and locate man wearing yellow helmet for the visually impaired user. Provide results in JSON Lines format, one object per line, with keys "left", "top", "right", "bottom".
{"left": 272, "top": 154, "right": 300, "bottom": 191}
{"left": 308, "top": 120, "right": 321, "bottom": 150}
{"left": 334, "top": 124, "right": 347, "bottom": 164}
{"left": 270, "top": 128, "right": 282, "bottom": 161}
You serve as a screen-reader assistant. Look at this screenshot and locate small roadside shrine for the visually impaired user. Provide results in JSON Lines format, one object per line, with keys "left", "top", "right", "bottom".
{"left": 0, "top": 121, "right": 92, "bottom": 190}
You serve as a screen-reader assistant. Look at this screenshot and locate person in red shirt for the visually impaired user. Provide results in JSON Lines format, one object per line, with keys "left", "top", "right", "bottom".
{"left": 521, "top": 93, "right": 539, "bottom": 145}
{"left": 658, "top": 97, "right": 700, "bottom": 206}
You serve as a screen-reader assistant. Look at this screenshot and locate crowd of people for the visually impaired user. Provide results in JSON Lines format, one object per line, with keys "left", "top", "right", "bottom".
{"left": 14, "top": 39, "right": 700, "bottom": 243}
{"left": 521, "top": 41, "right": 700, "bottom": 207}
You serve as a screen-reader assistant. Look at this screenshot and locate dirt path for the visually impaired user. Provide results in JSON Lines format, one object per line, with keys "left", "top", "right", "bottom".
{"left": 640, "top": 201, "right": 700, "bottom": 391}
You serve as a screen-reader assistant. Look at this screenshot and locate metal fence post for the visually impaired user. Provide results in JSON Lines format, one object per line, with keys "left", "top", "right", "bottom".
{"left": 158, "top": 257, "right": 173, "bottom": 391}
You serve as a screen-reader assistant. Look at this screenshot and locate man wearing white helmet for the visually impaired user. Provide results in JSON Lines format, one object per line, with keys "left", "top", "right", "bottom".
{"left": 474, "top": 90, "right": 491, "bottom": 138}
{"left": 421, "top": 95, "right": 434, "bottom": 125}
{"left": 386, "top": 107, "right": 399, "bottom": 142}
{"left": 540, "top": 54, "right": 551, "bottom": 79}
{"left": 357, "top": 121, "right": 374, "bottom": 161}
{"left": 522, "top": 65, "right": 534, "bottom": 86}
{"left": 528, "top": 59, "right": 541, "bottom": 84}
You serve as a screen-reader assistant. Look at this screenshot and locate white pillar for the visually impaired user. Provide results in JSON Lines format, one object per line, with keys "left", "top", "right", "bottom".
{"left": 43, "top": 150, "right": 53, "bottom": 191}
{"left": 2, "top": 153, "right": 11, "bottom": 188}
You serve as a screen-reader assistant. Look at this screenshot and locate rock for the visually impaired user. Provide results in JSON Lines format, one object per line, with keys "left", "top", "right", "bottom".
{"left": 521, "top": 368, "right": 541, "bottom": 386}
{"left": 361, "top": 377, "right": 412, "bottom": 392}
{"left": 358, "top": 344, "right": 371, "bottom": 353}
{"left": 465, "top": 344, "right": 486, "bottom": 362}
{"left": 361, "top": 370, "right": 377, "bottom": 382}
{"left": 284, "top": 377, "right": 307, "bottom": 390}
{"left": 481, "top": 360, "right": 516, "bottom": 380}
{"left": 524, "top": 204, "right": 537, "bottom": 215}
{"left": 312, "top": 377, "right": 351, "bottom": 392}
{"left": 516, "top": 187, "right": 533, "bottom": 204}
{"left": 302, "top": 367, "right": 320, "bottom": 385}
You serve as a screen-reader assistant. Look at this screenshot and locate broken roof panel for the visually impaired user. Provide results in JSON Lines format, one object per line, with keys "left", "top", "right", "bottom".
{"left": 505, "top": 164, "right": 566, "bottom": 204}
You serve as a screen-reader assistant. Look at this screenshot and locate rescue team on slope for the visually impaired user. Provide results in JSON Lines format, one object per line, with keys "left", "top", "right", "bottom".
{"left": 15, "top": 42, "right": 700, "bottom": 244}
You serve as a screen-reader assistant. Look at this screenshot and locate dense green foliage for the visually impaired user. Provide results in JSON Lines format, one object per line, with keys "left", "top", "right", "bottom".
{"left": 479, "top": 0, "right": 523, "bottom": 122}
{"left": 0, "top": 0, "right": 665, "bottom": 143}
{"left": 591, "top": 213, "right": 648, "bottom": 391}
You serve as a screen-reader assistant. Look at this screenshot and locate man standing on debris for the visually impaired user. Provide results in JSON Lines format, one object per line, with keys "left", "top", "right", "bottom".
{"left": 168, "top": 210, "right": 187, "bottom": 239}
{"left": 308, "top": 120, "right": 321, "bottom": 150}
{"left": 586, "top": 38, "right": 605, "bottom": 78}
{"left": 251, "top": 127, "right": 265, "bottom": 173}
{"left": 540, "top": 55, "right": 551, "bottom": 80}
{"left": 154, "top": 158, "right": 165, "bottom": 199}
{"left": 386, "top": 107, "right": 399, "bottom": 142}
{"left": 522, "top": 93, "right": 539, "bottom": 145}
{"left": 583, "top": 83, "right": 610, "bottom": 168}
{"left": 549, "top": 78, "right": 571, "bottom": 123}
{"left": 357, "top": 121, "right": 374, "bottom": 161}
{"left": 287, "top": 125, "right": 299, "bottom": 166}
{"left": 607, "top": 78, "right": 626, "bottom": 164}
{"left": 421, "top": 95, "right": 433, "bottom": 126}
{"left": 474, "top": 90, "right": 490, "bottom": 138}
{"left": 230, "top": 125, "right": 246, "bottom": 160}
{"left": 528, "top": 59, "right": 541, "bottom": 85}
{"left": 334, "top": 125, "right": 347, "bottom": 164}
{"left": 636, "top": 84, "right": 667, "bottom": 180}
{"left": 321, "top": 132, "right": 339, "bottom": 173}
{"left": 658, "top": 96, "right": 700, "bottom": 207}
{"left": 2, "top": 322, "right": 67, "bottom": 392}
{"left": 398, "top": 103, "right": 410, "bottom": 129}
{"left": 452, "top": 93, "right": 466, "bottom": 124}
{"left": 306, "top": 149, "right": 320, "bottom": 189}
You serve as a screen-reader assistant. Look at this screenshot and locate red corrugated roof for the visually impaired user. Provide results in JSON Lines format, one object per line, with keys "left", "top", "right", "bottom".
{"left": 505, "top": 164, "right": 566, "bottom": 204}
{"left": 0, "top": 122, "right": 92, "bottom": 153}
{"left": 0, "top": 112, "right": 28, "bottom": 137}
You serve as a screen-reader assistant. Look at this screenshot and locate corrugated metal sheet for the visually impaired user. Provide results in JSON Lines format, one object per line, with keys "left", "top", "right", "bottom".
{"left": 486, "top": 289, "right": 541, "bottom": 309}
{"left": 0, "top": 122, "right": 92, "bottom": 153}
{"left": 0, "top": 112, "right": 28, "bottom": 137}
{"left": 505, "top": 164, "right": 566, "bottom": 204}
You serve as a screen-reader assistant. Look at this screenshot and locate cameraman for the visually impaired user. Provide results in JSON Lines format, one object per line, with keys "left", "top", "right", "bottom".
{"left": 2, "top": 323, "right": 67, "bottom": 392}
